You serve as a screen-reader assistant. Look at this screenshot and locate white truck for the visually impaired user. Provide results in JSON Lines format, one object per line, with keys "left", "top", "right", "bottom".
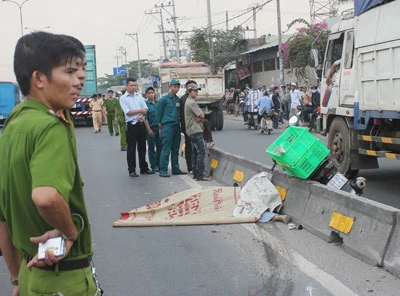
{"left": 159, "top": 62, "right": 225, "bottom": 130}
{"left": 310, "top": 0, "right": 400, "bottom": 177}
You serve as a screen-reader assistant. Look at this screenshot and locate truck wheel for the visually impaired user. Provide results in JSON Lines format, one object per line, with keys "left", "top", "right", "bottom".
{"left": 328, "top": 118, "right": 359, "bottom": 178}
{"left": 209, "top": 111, "right": 217, "bottom": 131}
{"left": 216, "top": 108, "right": 224, "bottom": 131}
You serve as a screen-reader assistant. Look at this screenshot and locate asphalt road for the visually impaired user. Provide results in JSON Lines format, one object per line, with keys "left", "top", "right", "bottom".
{"left": 1, "top": 124, "right": 399, "bottom": 295}
{"left": 214, "top": 114, "right": 400, "bottom": 209}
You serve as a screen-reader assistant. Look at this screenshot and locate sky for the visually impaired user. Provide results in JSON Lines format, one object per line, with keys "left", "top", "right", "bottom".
{"left": 0, "top": 0, "right": 317, "bottom": 82}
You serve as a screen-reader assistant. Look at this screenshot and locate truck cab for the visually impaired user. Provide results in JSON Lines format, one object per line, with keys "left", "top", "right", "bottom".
{"left": 0, "top": 82, "right": 22, "bottom": 125}
{"left": 311, "top": 0, "right": 400, "bottom": 176}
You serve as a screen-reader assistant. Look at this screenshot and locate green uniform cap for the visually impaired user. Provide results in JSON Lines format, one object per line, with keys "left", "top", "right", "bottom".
{"left": 169, "top": 79, "right": 181, "bottom": 86}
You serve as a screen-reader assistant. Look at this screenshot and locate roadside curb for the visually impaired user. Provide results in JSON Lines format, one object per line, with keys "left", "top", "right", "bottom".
{"left": 206, "top": 147, "right": 400, "bottom": 278}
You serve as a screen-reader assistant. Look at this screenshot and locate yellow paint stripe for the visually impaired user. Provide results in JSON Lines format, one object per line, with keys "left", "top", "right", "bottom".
{"left": 385, "top": 153, "right": 397, "bottom": 159}
{"left": 362, "top": 135, "right": 372, "bottom": 141}
{"left": 275, "top": 186, "right": 287, "bottom": 201}
{"left": 210, "top": 159, "right": 219, "bottom": 169}
{"left": 182, "top": 143, "right": 186, "bottom": 151}
{"left": 381, "top": 137, "right": 393, "bottom": 144}
{"left": 329, "top": 211, "right": 354, "bottom": 234}
{"left": 233, "top": 170, "right": 245, "bottom": 183}
{"left": 366, "top": 150, "right": 377, "bottom": 156}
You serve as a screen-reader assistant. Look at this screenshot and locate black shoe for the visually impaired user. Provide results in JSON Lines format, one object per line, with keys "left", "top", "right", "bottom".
{"left": 120, "top": 147, "right": 127, "bottom": 151}
{"left": 129, "top": 172, "right": 139, "bottom": 177}
{"left": 116, "top": 132, "right": 120, "bottom": 136}
{"left": 172, "top": 170, "right": 187, "bottom": 175}
{"left": 141, "top": 169, "right": 155, "bottom": 175}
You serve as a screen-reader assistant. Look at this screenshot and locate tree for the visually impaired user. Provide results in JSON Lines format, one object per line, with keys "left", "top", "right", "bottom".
{"left": 188, "top": 26, "right": 244, "bottom": 71}
{"left": 97, "top": 59, "right": 158, "bottom": 91}
{"left": 281, "top": 19, "right": 329, "bottom": 81}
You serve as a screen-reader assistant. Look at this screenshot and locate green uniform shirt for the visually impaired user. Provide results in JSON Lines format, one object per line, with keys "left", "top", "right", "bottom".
{"left": 145, "top": 99, "right": 159, "bottom": 129}
{"left": 0, "top": 100, "right": 92, "bottom": 259}
{"left": 116, "top": 97, "right": 125, "bottom": 117}
{"left": 103, "top": 97, "right": 119, "bottom": 112}
{"left": 184, "top": 97, "right": 204, "bottom": 136}
{"left": 157, "top": 92, "right": 180, "bottom": 126}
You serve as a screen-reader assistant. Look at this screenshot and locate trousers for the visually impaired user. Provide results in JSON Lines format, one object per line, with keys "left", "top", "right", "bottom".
{"left": 18, "top": 257, "right": 100, "bottom": 296}
{"left": 106, "top": 113, "right": 119, "bottom": 135}
{"left": 159, "top": 124, "right": 181, "bottom": 174}
{"left": 91, "top": 111, "right": 102, "bottom": 132}
{"left": 126, "top": 122, "right": 148, "bottom": 173}
{"left": 189, "top": 132, "right": 206, "bottom": 180}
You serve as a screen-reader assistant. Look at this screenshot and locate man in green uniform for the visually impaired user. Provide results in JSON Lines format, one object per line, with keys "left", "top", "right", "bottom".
{"left": 156, "top": 79, "right": 187, "bottom": 177}
{"left": 104, "top": 89, "right": 120, "bottom": 136}
{"left": 116, "top": 90, "right": 128, "bottom": 151}
{"left": 144, "top": 86, "right": 162, "bottom": 172}
{"left": 0, "top": 32, "right": 101, "bottom": 295}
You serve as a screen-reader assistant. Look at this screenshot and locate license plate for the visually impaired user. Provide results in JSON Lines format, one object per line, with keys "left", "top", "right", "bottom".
{"left": 327, "top": 172, "right": 348, "bottom": 190}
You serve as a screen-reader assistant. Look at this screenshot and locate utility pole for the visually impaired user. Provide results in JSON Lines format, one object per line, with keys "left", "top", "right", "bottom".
{"left": 253, "top": 5, "right": 257, "bottom": 39}
{"left": 171, "top": 0, "right": 180, "bottom": 57}
{"left": 276, "top": 0, "right": 284, "bottom": 85}
{"left": 146, "top": 9, "right": 167, "bottom": 60}
{"left": 155, "top": 1, "right": 181, "bottom": 58}
{"left": 207, "top": 0, "right": 214, "bottom": 70}
{"left": 114, "top": 55, "right": 120, "bottom": 68}
{"left": 126, "top": 33, "right": 141, "bottom": 78}
{"left": 118, "top": 46, "right": 128, "bottom": 78}
{"left": 226, "top": 11, "right": 229, "bottom": 32}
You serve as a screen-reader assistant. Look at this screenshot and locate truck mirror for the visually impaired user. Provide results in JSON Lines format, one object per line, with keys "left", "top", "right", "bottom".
{"left": 309, "top": 49, "right": 319, "bottom": 68}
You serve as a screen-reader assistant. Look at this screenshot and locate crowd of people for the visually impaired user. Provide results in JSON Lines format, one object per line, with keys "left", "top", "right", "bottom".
{"left": 92, "top": 78, "right": 215, "bottom": 180}
{"left": 224, "top": 82, "right": 321, "bottom": 129}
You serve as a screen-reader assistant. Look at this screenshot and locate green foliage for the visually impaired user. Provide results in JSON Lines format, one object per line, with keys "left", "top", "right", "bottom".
{"left": 97, "top": 60, "right": 158, "bottom": 90}
{"left": 281, "top": 19, "right": 329, "bottom": 80}
{"left": 188, "top": 26, "right": 244, "bottom": 71}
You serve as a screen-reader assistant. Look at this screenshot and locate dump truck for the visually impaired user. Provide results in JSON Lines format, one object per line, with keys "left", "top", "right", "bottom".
{"left": 159, "top": 62, "right": 225, "bottom": 130}
{"left": 310, "top": 0, "right": 400, "bottom": 177}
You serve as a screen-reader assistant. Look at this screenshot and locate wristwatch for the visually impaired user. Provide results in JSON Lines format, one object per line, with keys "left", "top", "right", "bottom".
{"left": 11, "top": 278, "right": 18, "bottom": 286}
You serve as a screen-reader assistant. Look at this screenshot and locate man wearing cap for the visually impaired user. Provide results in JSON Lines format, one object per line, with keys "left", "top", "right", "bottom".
{"left": 89, "top": 93, "right": 103, "bottom": 133}
{"left": 184, "top": 81, "right": 211, "bottom": 181}
{"left": 115, "top": 90, "right": 128, "bottom": 151}
{"left": 103, "top": 90, "right": 120, "bottom": 136}
{"left": 144, "top": 86, "right": 161, "bottom": 172}
{"left": 120, "top": 78, "right": 154, "bottom": 177}
{"left": 156, "top": 79, "right": 186, "bottom": 177}
{"left": 289, "top": 82, "right": 301, "bottom": 118}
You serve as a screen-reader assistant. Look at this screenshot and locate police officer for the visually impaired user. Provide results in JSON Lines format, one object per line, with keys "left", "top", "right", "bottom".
{"left": 144, "top": 86, "right": 162, "bottom": 172}
{"left": 156, "top": 79, "right": 187, "bottom": 177}
{"left": 104, "top": 90, "right": 120, "bottom": 136}
{"left": 115, "top": 90, "right": 128, "bottom": 151}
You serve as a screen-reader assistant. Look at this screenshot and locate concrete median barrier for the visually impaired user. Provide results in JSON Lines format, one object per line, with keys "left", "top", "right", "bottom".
{"left": 207, "top": 147, "right": 400, "bottom": 278}
{"left": 383, "top": 212, "right": 400, "bottom": 278}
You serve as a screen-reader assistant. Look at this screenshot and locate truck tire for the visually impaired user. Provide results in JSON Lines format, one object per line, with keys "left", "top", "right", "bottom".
{"left": 216, "top": 108, "right": 224, "bottom": 131}
{"left": 209, "top": 111, "right": 217, "bottom": 131}
{"left": 328, "top": 118, "right": 359, "bottom": 178}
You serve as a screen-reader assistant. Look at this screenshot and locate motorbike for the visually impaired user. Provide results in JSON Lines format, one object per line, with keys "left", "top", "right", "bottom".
{"left": 259, "top": 111, "right": 274, "bottom": 135}
{"left": 289, "top": 105, "right": 321, "bottom": 132}
{"left": 223, "top": 98, "right": 235, "bottom": 114}
{"left": 244, "top": 111, "right": 259, "bottom": 130}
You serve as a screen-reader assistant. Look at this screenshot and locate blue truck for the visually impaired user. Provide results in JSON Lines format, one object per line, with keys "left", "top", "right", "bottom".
{"left": 0, "top": 81, "right": 22, "bottom": 125}
{"left": 70, "top": 45, "right": 97, "bottom": 125}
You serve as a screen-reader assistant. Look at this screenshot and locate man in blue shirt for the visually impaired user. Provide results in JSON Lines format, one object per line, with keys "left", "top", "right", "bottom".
{"left": 120, "top": 78, "right": 154, "bottom": 177}
{"left": 257, "top": 90, "right": 274, "bottom": 124}
{"left": 156, "top": 79, "right": 187, "bottom": 177}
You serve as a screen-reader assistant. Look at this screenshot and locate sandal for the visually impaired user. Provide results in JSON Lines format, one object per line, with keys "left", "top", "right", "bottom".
{"left": 197, "top": 176, "right": 212, "bottom": 181}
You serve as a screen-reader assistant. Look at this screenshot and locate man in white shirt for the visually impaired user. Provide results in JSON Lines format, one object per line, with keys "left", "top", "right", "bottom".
{"left": 289, "top": 82, "right": 301, "bottom": 118}
{"left": 120, "top": 78, "right": 154, "bottom": 177}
